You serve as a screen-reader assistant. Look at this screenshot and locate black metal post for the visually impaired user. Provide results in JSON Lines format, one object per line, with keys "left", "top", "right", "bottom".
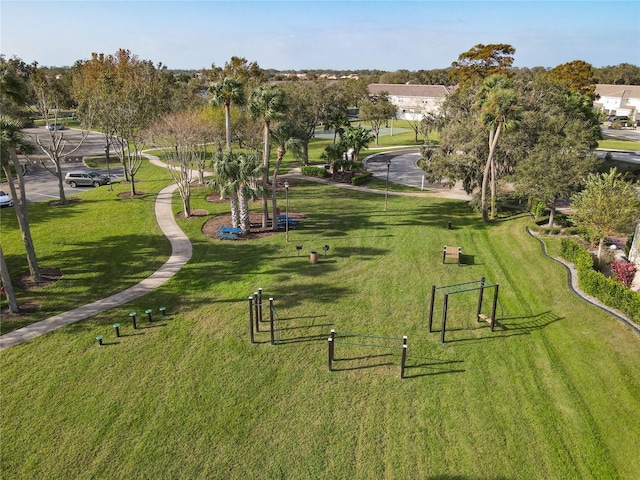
{"left": 129, "top": 312, "right": 137, "bottom": 330}
{"left": 490, "top": 284, "right": 499, "bottom": 332}
{"left": 96, "top": 335, "right": 103, "bottom": 346}
{"left": 258, "top": 288, "right": 263, "bottom": 324}
{"left": 248, "top": 296, "right": 255, "bottom": 344}
{"left": 400, "top": 344, "right": 407, "bottom": 379}
{"left": 269, "top": 298, "right": 275, "bottom": 346}
{"left": 145, "top": 308, "right": 153, "bottom": 323}
{"left": 253, "top": 292, "right": 259, "bottom": 332}
{"left": 441, "top": 294, "right": 449, "bottom": 344}
{"left": 476, "top": 276, "right": 485, "bottom": 322}
{"left": 113, "top": 323, "right": 120, "bottom": 338}
{"left": 428, "top": 285, "right": 436, "bottom": 332}
{"left": 285, "top": 182, "right": 289, "bottom": 242}
{"left": 328, "top": 337, "right": 334, "bottom": 371}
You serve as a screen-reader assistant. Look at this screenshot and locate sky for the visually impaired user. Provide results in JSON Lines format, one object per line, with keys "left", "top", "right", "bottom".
{"left": 1, "top": 0, "right": 639, "bottom": 71}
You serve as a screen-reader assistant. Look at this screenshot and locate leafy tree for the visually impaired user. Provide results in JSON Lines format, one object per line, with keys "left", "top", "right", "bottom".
{"left": 280, "top": 80, "right": 338, "bottom": 164}
{"left": 594, "top": 63, "right": 640, "bottom": 85}
{"left": 514, "top": 80, "right": 602, "bottom": 226}
{"left": 359, "top": 92, "right": 397, "bottom": 145}
{"left": 249, "top": 84, "right": 287, "bottom": 227}
{"left": 209, "top": 78, "right": 245, "bottom": 150}
{"left": 475, "top": 74, "right": 520, "bottom": 221}
{"left": 450, "top": 43, "right": 515, "bottom": 89}
{"left": 321, "top": 143, "right": 347, "bottom": 180}
{"left": 544, "top": 60, "right": 597, "bottom": 101}
{"left": 571, "top": 168, "right": 640, "bottom": 265}
{"left": 145, "top": 110, "right": 211, "bottom": 217}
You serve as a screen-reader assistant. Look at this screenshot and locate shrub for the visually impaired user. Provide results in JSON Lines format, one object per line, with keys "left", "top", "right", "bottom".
{"left": 611, "top": 260, "right": 637, "bottom": 287}
{"left": 351, "top": 173, "right": 372, "bottom": 186}
{"left": 531, "top": 198, "right": 546, "bottom": 218}
{"left": 301, "top": 166, "right": 328, "bottom": 178}
{"left": 560, "top": 238, "right": 640, "bottom": 321}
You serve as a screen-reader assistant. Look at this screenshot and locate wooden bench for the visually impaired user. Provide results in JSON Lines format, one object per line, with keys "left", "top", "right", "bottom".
{"left": 442, "top": 246, "right": 462, "bottom": 265}
{"left": 216, "top": 226, "right": 243, "bottom": 240}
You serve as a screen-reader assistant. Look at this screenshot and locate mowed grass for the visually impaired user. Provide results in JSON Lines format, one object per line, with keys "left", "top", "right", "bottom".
{"left": 1, "top": 173, "right": 640, "bottom": 479}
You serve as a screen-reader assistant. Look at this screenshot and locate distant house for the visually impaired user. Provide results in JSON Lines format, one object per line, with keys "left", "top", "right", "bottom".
{"left": 367, "top": 84, "right": 455, "bottom": 121}
{"left": 594, "top": 84, "right": 640, "bottom": 120}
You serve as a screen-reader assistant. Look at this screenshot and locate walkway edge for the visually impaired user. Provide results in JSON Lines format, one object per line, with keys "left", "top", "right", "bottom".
{"left": 0, "top": 180, "right": 192, "bottom": 352}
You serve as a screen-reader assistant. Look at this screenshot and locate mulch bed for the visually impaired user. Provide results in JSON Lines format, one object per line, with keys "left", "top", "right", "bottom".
{"left": 202, "top": 212, "right": 306, "bottom": 240}
{"left": 0, "top": 268, "right": 62, "bottom": 319}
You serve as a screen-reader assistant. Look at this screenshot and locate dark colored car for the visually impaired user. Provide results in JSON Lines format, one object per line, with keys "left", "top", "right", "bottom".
{"left": 64, "top": 171, "right": 110, "bottom": 188}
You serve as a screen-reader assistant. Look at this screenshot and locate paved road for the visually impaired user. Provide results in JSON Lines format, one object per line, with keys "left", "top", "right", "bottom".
{"left": 6, "top": 127, "right": 123, "bottom": 203}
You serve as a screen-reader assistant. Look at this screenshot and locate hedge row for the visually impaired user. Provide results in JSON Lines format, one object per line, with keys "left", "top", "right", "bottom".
{"left": 351, "top": 173, "right": 372, "bottom": 186}
{"left": 300, "top": 166, "right": 328, "bottom": 178}
{"left": 560, "top": 238, "right": 640, "bottom": 322}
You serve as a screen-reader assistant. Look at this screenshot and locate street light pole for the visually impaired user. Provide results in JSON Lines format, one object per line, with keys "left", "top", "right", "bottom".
{"left": 385, "top": 160, "right": 390, "bottom": 211}
{"left": 284, "top": 181, "right": 289, "bottom": 242}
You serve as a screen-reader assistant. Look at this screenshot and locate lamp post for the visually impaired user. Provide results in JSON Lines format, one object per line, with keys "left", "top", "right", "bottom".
{"left": 104, "top": 144, "right": 113, "bottom": 191}
{"left": 384, "top": 159, "right": 391, "bottom": 211}
{"left": 284, "top": 181, "right": 289, "bottom": 242}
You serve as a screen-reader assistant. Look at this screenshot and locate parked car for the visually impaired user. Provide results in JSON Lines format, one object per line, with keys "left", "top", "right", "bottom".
{"left": 64, "top": 171, "right": 110, "bottom": 188}
{"left": 46, "top": 123, "right": 65, "bottom": 131}
{"left": 0, "top": 190, "right": 13, "bottom": 207}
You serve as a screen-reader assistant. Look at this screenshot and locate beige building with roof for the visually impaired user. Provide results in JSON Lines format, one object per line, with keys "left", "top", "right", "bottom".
{"left": 594, "top": 84, "right": 640, "bottom": 120}
{"left": 367, "top": 84, "right": 455, "bottom": 121}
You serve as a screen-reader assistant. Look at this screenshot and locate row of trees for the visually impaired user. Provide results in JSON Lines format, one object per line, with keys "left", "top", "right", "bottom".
{"left": 420, "top": 44, "right": 639, "bottom": 265}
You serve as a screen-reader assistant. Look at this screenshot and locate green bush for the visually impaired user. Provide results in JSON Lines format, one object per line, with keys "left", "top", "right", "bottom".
{"left": 351, "top": 173, "right": 372, "bottom": 186}
{"left": 560, "top": 238, "right": 640, "bottom": 321}
{"left": 301, "top": 166, "right": 328, "bottom": 178}
{"left": 531, "top": 198, "right": 546, "bottom": 218}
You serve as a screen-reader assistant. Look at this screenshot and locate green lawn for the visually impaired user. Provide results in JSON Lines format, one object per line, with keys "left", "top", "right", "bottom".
{"left": 1, "top": 172, "right": 639, "bottom": 479}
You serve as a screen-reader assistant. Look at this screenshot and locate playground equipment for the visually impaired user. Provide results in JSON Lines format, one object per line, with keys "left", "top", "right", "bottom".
{"left": 248, "top": 289, "right": 281, "bottom": 345}
{"left": 328, "top": 330, "right": 408, "bottom": 379}
{"left": 425, "top": 277, "right": 500, "bottom": 344}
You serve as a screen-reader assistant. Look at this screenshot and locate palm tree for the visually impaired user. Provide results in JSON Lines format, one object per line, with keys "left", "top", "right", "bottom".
{"left": 236, "top": 153, "right": 263, "bottom": 233}
{"left": 209, "top": 78, "right": 245, "bottom": 151}
{"left": 211, "top": 150, "right": 241, "bottom": 228}
{"left": 0, "top": 242, "right": 19, "bottom": 313}
{"left": 269, "top": 122, "right": 300, "bottom": 231}
{"left": 342, "top": 126, "right": 375, "bottom": 165}
{"left": 249, "top": 85, "right": 287, "bottom": 228}
{"left": 475, "top": 74, "right": 520, "bottom": 221}
{"left": 0, "top": 116, "right": 42, "bottom": 282}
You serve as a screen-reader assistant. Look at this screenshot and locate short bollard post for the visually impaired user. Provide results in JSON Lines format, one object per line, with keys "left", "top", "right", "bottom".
{"left": 269, "top": 298, "right": 275, "bottom": 346}
{"left": 248, "top": 296, "right": 255, "bottom": 344}
{"left": 96, "top": 335, "right": 103, "bottom": 346}
{"left": 253, "top": 292, "right": 259, "bottom": 332}
{"left": 159, "top": 306, "right": 167, "bottom": 315}
{"left": 296, "top": 245, "right": 303, "bottom": 256}
{"left": 145, "top": 309, "right": 153, "bottom": 322}
{"left": 129, "top": 312, "right": 137, "bottom": 330}
{"left": 323, "top": 245, "right": 329, "bottom": 256}
{"left": 328, "top": 337, "right": 334, "bottom": 371}
{"left": 447, "top": 221, "right": 452, "bottom": 230}
{"left": 400, "top": 344, "right": 407, "bottom": 379}
{"left": 330, "top": 329, "right": 335, "bottom": 341}
{"left": 113, "top": 323, "right": 121, "bottom": 338}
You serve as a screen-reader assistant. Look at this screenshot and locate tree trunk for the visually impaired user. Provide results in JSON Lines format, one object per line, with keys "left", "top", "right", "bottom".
{"left": 55, "top": 161, "right": 67, "bottom": 204}
{"left": 490, "top": 156, "right": 496, "bottom": 219}
{"left": 302, "top": 142, "right": 309, "bottom": 165}
{"left": 271, "top": 148, "right": 285, "bottom": 232}
{"left": 547, "top": 202, "right": 557, "bottom": 228}
{"left": 238, "top": 192, "right": 250, "bottom": 233}
{"left": 481, "top": 123, "right": 502, "bottom": 222}
{"left": 261, "top": 122, "right": 271, "bottom": 228}
{"left": 0, "top": 244, "right": 20, "bottom": 313}
{"left": 4, "top": 156, "right": 42, "bottom": 282}
{"left": 225, "top": 104, "right": 232, "bottom": 151}
{"left": 230, "top": 192, "right": 240, "bottom": 229}
{"left": 597, "top": 237, "right": 605, "bottom": 268}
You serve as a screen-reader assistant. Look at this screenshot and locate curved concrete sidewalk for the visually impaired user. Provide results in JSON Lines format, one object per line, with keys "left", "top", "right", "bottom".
{"left": 0, "top": 172, "right": 192, "bottom": 352}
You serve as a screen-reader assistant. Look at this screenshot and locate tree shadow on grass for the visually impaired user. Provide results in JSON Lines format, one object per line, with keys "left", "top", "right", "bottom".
{"left": 403, "top": 355, "right": 466, "bottom": 378}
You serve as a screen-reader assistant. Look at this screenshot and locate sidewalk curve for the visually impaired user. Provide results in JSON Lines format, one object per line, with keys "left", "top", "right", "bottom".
{"left": 0, "top": 165, "right": 192, "bottom": 352}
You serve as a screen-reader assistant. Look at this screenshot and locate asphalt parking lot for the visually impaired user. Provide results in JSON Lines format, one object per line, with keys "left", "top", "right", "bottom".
{"left": 3, "top": 127, "right": 123, "bottom": 204}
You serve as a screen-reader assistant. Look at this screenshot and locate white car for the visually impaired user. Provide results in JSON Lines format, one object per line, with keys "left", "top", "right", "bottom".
{"left": 46, "top": 123, "right": 65, "bottom": 131}
{"left": 0, "top": 190, "right": 13, "bottom": 207}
